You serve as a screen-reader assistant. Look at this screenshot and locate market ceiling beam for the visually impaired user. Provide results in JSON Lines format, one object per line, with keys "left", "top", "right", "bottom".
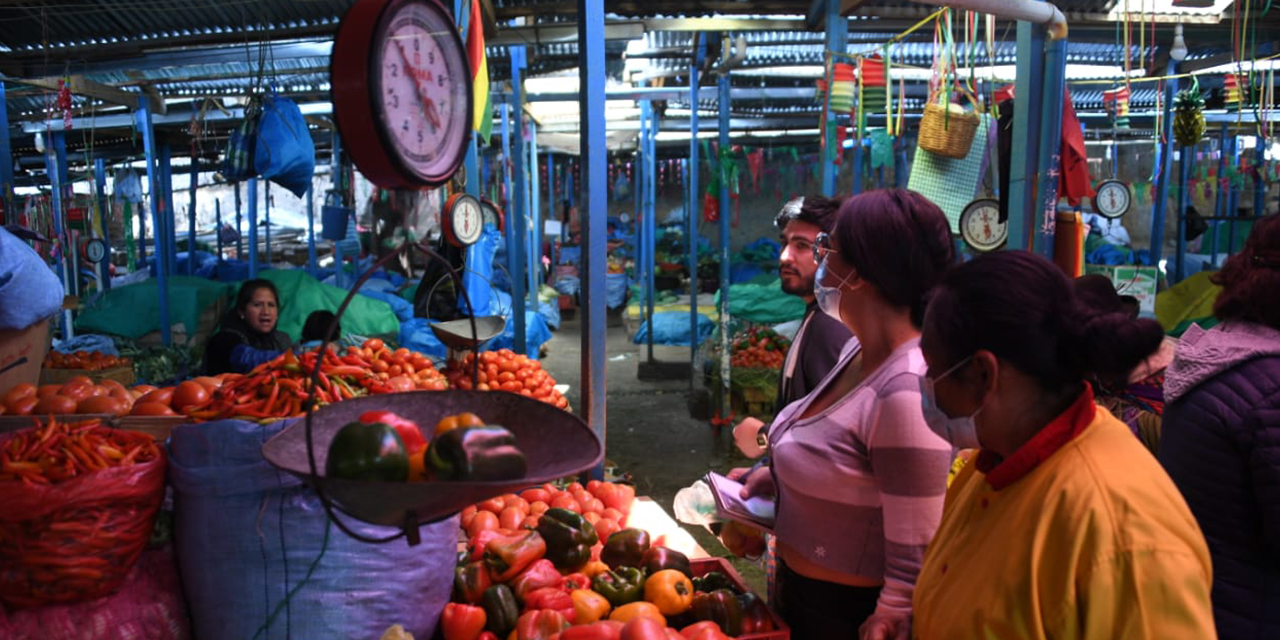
{"left": 1181, "top": 41, "right": 1280, "bottom": 72}
{"left": 5, "top": 75, "right": 164, "bottom": 113}
{"left": 10, "top": 39, "right": 334, "bottom": 80}
{"left": 490, "top": 21, "right": 645, "bottom": 45}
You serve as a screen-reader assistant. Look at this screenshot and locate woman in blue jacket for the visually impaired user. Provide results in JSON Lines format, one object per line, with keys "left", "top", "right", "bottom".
{"left": 204, "top": 279, "right": 291, "bottom": 375}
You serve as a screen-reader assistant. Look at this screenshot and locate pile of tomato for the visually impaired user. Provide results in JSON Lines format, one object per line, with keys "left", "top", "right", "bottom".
{"left": 461, "top": 481, "right": 635, "bottom": 544}
{"left": 44, "top": 350, "right": 131, "bottom": 371}
{"left": 444, "top": 350, "right": 570, "bottom": 410}
{"left": 728, "top": 328, "right": 789, "bottom": 370}
{"left": 0, "top": 376, "right": 216, "bottom": 418}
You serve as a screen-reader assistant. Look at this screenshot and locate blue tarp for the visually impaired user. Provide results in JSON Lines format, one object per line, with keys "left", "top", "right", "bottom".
{"left": 398, "top": 310, "right": 553, "bottom": 360}
{"left": 150, "top": 250, "right": 218, "bottom": 278}
{"left": 606, "top": 273, "right": 630, "bottom": 309}
{"left": 358, "top": 288, "right": 415, "bottom": 322}
{"left": 633, "top": 311, "right": 715, "bottom": 347}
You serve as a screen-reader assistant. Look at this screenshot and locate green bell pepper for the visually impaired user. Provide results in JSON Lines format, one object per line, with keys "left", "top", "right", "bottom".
{"left": 426, "top": 425, "right": 527, "bottom": 481}
{"left": 691, "top": 571, "right": 741, "bottom": 594}
{"left": 590, "top": 567, "right": 646, "bottom": 607}
{"left": 600, "top": 528, "right": 650, "bottom": 569}
{"left": 535, "top": 507, "right": 599, "bottom": 572}
{"left": 481, "top": 583, "right": 520, "bottom": 637}
{"left": 325, "top": 420, "right": 409, "bottom": 482}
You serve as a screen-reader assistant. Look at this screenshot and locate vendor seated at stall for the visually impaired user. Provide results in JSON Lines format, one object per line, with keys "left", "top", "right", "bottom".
{"left": 204, "top": 279, "right": 292, "bottom": 375}
{"left": 301, "top": 310, "right": 341, "bottom": 349}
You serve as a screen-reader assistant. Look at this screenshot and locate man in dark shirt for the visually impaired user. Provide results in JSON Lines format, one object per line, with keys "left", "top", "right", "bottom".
{"left": 733, "top": 195, "right": 854, "bottom": 456}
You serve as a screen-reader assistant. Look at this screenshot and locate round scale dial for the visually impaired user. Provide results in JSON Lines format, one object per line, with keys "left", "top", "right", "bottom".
{"left": 442, "top": 193, "right": 483, "bottom": 247}
{"left": 480, "top": 198, "right": 505, "bottom": 233}
{"left": 83, "top": 238, "right": 107, "bottom": 263}
{"left": 1093, "top": 180, "right": 1132, "bottom": 219}
{"left": 959, "top": 198, "right": 1008, "bottom": 253}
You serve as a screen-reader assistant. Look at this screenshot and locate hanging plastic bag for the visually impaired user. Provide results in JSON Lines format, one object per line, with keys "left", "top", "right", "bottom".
{"left": 254, "top": 89, "right": 316, "bottom": 197}
{"left": 221, "top": 98, "right": 261, "bottom": 181}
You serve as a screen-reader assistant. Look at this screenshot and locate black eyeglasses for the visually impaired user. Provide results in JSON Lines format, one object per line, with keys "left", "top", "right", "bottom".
{"left": 813, "top": 232, "right": 838, "bottom": 263}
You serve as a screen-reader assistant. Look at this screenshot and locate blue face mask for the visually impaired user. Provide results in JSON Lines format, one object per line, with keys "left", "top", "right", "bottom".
{"left": 919, "top": 356, "right": 984, "bottom": 449}
{"left": 814, "top": 256, "right": 855, "bottom": 322}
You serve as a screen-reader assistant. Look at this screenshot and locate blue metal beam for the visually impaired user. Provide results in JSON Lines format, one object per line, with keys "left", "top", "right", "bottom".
{"left": 501, "top": 102, "right": 515, "bottom": 283}
{"left": 1032, "top": 37, "right": 1067, "bottom": 258}
{"left": 306, "top": 185, "right": 317, "bottom": 274}
{"left": 510, "top": 46, "right": 529, "bottom": 355}
{"left": 820, "top": 0, "right": 847, "bottom": 197}
{"left": 265, "top": 182, "right": 272, "bottom": 266}
{"left": 718, "top": 68, "right": 732, "bottom": 418}
{"left": 578, "top": 0, "right": 607, "bottom": 479}
{"left": 688, "top": 33, "right": 704, "bottom": 389}
{"left": 187, "top": 157, "right": 197, "bottom": 274}
{"left": 0, "top": 82, "right": 14, "bottom": 223}
{"left": 247, "top": 177, "right": 259, "bottom": 278}
{"left": 1150, "top": 61, "right": 1178, "bottom": 270}
{"left": 644, "top": 100, "right": 657, "bottom": 361}
{"left": 1008, "top": 21, "right": 1046, "bottom": 251}
{"left": 94, "top": 158, "right": 112, "bottom": 291}
{"left": 1254, "top": 135, "right": 1266, "bottom": 222}
{"left": 234, "top": 183, "right": 243, "bottom": 258}
{"left": 136, "top": 98, "right": 171, "bottom": 345}
{"left": 44, "top": 132, "right": 73, "bottom": 341}
{"left": 529, "top": 119, "right": 542, "bottom": 305}
{"left": 159, "top": 143, "right": 176, "bottom": 276}
{"left": 1175, "top": 144, "right": 1192, "bottom": 283}
{"left": 1226, "top": 133, "right": 1239, "bottom": 255}
{"left": 216, "top": 198, "right": 224, "bottom": 261}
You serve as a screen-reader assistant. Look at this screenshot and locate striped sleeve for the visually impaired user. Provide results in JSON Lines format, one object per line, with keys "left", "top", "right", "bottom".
{"left": 867, "top": 375, "right": 952, "bottom": 615}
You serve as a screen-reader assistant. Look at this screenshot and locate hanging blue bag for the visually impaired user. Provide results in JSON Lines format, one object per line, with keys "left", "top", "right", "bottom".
{"left": 221, "top": 99, "right": 261, "bottom": 181}
{"left": 254, "top": 88, "right": 316, "bottom": 197}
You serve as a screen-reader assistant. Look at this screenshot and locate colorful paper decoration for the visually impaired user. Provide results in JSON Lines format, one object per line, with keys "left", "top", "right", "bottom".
{"left": 1224, "top": 74, "right": 1245, "bottom": 111}
{"left": 1103, "top": 86, "right": 1130, "bottom": 129}
{"left": 829, "top": 62, "right": 856, "bottom": 113}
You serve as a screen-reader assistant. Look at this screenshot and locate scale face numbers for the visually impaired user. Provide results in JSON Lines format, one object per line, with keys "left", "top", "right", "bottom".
{"left": 1093, "top": 179, "right": 1132, "bottom": 219}
{"left": 480, "top": 198, "right": 504, "bottom": 233}
{"left": 84, "top": 238, "right": 107, "bottom": 263}
{"left": 959, "top": 198, "right": 1008, "bottom": 253}
{"left": 444, "top": 193, "right": 484, "bottom": 247}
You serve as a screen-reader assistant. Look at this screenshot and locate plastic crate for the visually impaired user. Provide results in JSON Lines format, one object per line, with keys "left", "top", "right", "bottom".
{"left": 689, "top": 557, "right": 789, "bottom": 640}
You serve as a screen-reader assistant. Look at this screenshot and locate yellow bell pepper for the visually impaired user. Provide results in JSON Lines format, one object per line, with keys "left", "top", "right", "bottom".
{"left": 608, "top": 601, "right": 666, "bottom": 627}
{"left": 571, "top": 589, "right": 612, "bottom": 624}
{"left": 581, "top": 560, "right": 611, "bottom": 579}
{"left": 643, "top": 569, "right": 694, "bottom": 616}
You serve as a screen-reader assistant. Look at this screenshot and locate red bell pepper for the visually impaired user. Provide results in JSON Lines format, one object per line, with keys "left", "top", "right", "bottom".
{"left": 515, "top": 609, "right": 570, "bottom": 640}
{"left": 442, "top": 602, "right": 487, "bottom": 640}
{"left": 557, "top": 621, "right": 625, "bottom": 640}
{"left": 359, "top": 410, "right": 427, "bottom": 455}
{"left": 563, "top": 572, "right": 592, "bottom": 591}
{"left": 477, "top": 633, "right": 499, "bottom": 640}
{"left": 454, "top": 561, "right": 493, "bottom": 604}
{"left": 525, "top": 586, "right": 577, "bottom": 623}
{"left": 511, "top": 559, "right": 564, "bottom": 602}
{"left": 469, "top": 529, "right": 505, "bottom": 562}
{"left": 485, "top": 530, "right": 547, "bottom": 582}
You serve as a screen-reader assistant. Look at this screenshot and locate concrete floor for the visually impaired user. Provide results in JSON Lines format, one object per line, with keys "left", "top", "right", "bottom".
{"left": 539, "top": 309, "right": 767, "bottom": 591}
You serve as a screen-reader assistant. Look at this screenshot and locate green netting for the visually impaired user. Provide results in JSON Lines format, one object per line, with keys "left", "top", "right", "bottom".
{"left": 258, "top": 269, "right": 400, "bottom": 341}
{"left": 75, "top": 276, "right": 232, "bottom": 342}
{"left": 1155, "top": 271, "right": 1220, "bottom": 333}
{"left": 713, "top": 278, "right": 807, "bottom": 325}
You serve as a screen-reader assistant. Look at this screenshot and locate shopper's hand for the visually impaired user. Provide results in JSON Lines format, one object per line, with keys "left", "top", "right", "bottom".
{"left": 739, "top": 466, "right": 775, "bottom": 500}
{"left": 733, "top": 417, "right": 767, "bottom": 458}
{"left": 859, "top": 612, "right": 910, "bottom": 640}
{"left": 726, "top": 466, "right": 753, "bottom": 482}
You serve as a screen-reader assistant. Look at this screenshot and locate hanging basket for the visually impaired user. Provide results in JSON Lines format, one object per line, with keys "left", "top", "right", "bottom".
{"left": 918, "top": 100, "right": 980, "bottom": 160}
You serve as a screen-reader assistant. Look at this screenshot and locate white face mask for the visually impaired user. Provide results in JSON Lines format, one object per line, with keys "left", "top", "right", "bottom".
{"left": 814, "top": 256, "right": 855, "bottom": 322}
{"left": 919, "top": 356, "right": 984, "bottom": 449}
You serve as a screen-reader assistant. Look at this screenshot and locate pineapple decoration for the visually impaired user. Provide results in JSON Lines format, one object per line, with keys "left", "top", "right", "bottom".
{"left": 1173, "top": 79, "right": 1206, "bottom": 148}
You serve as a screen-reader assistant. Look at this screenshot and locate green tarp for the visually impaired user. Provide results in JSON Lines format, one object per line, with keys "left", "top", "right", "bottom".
{"left": 714, "top": 277, "right": 807, "bottom": 325}
{"left": 75, "top": 276, "right": 230, "bottom": 342}
{"left": 258, "top": 270, "right": 400, "bottom": 340}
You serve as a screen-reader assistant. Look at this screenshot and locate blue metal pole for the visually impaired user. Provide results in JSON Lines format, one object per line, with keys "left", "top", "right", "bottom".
{"left": 718, "top": 68, "right": 732, "bottom": 417}
{"left": 247, "top": 177, "right": 259, "bottom": 278}
{"left": 509, "top": 47, "right": 528, "bottom": 355}
{"left": 234, "top": 183, "right": 243, "bottom": 258}
{"left": 264, "top": 182, "right": 272, "bottom": 266}
{"left": 852, "top": 134, "right": 864, "bottom": 195}
{"left": 94, "top": 158, "right": 112, "bottom": 291}
{"left": 1254, "top": 134, "right": 1266, "bottom": 219}
{"left": 306, "top": 185, "right": 317, "bottom": 274}
{"left": 1008, "top": 21, "right": 1046, "bottom": 251}
{"left": 187, "top": 158, "right": 197, "bottom": 274}
{"left": 216, "top": 199, "right": 224, "bottom": 260}
{"left": 51, "top": 132, "right": 78, "bottom": 302}
{"left": 159, "top": 142, "right": 176, "bottom": 275}
{"left": 1226, "top": 134, "right": 1239, "bottom": 255}
{"left": 895, "top": 138, "right": 907, "bottom": 188}
{"left": 44, "top": 132, "right": 73, "bottom": 341}
{"left": 1150, "top": 61, "right": 1179, "bottom": 270}
{"left": 0, "top": 82, "right": 14, "bottom": 224}
{"left": 1032, "top": 36, "right": 1067, "bottom": 258}
{"left": 1175, "top": 144, "right": 1192, "bottom": 283}
{"left": 578, "top": 0, "right": 607, "bottom": 478}
{"left": 501, "top": 102, "right": 515, "bottom": 281}
{"left": 529, "top": 119, "right": 542, "bottom": 302}
{"left": 821, "top": 0, "right": 847, "bottom": 196}
{"left": 136, "top": 98, "right": 171, "bottom": 345}
{"left": 645, "top": 101, "right": 657, "bottom": 361}
{"left": 688, "top": 33, "right": 704, "bottom": 389}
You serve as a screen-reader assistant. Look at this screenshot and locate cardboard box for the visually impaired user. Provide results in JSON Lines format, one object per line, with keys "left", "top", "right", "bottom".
{"left": 1083, "top": 264, "right": 1160, "bottom": 314}
{"left": 0, "top": 319, "right": 49, "bottom": 397}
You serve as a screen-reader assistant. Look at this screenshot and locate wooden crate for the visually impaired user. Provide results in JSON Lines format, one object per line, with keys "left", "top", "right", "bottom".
{"left": 689, "top": 557, "right": 789, "bottom": 640}
{"left": 39, "top": 363, "right": 136, "bottom": 386}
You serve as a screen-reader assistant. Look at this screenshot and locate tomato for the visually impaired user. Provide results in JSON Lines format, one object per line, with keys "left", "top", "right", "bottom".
{"left": 371, "top": 359, "right": 389, "bottom": 373}
{"left": 551, "top": 494, "right": 581, "bottom": 513}
{"left": 583, "top": 511, "right": 602, "bottom": 526}
{"left": 600, "top": 508, "right": 626, "bottom": 523}
{"left": 34, "top": 394, "right": 77, "bottom": 415}
{"left": 138, "top": 387, "right": 174, "bottom": 407}
{"left": 131, "top": 402, "right": 177, "bottom": 416}
{"left": 58, "top": 382, "right": 95, "bottom": 402}
{"left": 504, "top": 496, "right": 530, "bottom": 514}
{"left": 2, "top": 383, "right": 36, "bottom": 406}
{"left": 172, "top": 381, "right": 210, "bottom": 411}
{"left": 6, "top": 395, "right": 38, "bottom": 416}
{"left": 498, "top": 358, "right": 520, "bottom": 374}
{"left": 582, "top": 498, "right": 605, "bottom": 514}
{"left": 386, "top": 375, "right": 415, "bottom": 392}
{"left": 64, "top": 375, "right": 94, "bottom": 388}
{"left": 528, "top": 500, "right": 550, "bottom": 517}
{"left": 393, "top": 347, "right": 410, "bottom": 359}
{"left": 594, "top": 517, "right": 621, "bottom": 542}
{"left": 460, "top": 505, "right": 479, "bottom": 529}
{"left": 191, "top": 376, "right": 224, "bottom": 391}
{"left": 387, "top": 365, "right": 403, "bottom": 377}
{"left": 479, "top": 497, "right": 507, "bottom": 515}
{"left": 521, "top": 488, "right": 551, "bottom": 504}
{"left": 519, "top": 515, "right": 541, "bottom": 530}
{"left": 132, "top": 384, "right": 157, "bottom": 395}
{"left": 498, "top": 506, "right": 525, "bottom": 530}
{"left": 466, "top": 510, "right": 500, "bottom": 538}
{"left": 500, "top": 381, "right": 523, "bottom": 393}
{"left": 364, "top": 338, "right": 385, "bottom": 351}
{"left": 618, "top": 616, "right": 668, "bottom": 640}
{"left": 77, "top": 395, "right": 126, "bottom": 415}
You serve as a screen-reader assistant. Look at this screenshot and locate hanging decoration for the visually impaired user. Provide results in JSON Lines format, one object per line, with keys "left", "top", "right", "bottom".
{"left": 747, "top": 149, "right": 764, "bottom": 193}
{"left": 860, "top": 55, "right": 888, "bottom": 132}
{"left": 1173, "top": 78, "right": 1207, "bottom": 148}
{"left": 1224, "top": 73, "right": 1246, "bottom": 112}
{"left": 829, "top": 62, "right": 856, "bottom": 114}
{"left": 56, "top": 77, "right": 74, "bottom": 130}
{"left": 1103, "top": 86, "right": 1131, "bottom": 129}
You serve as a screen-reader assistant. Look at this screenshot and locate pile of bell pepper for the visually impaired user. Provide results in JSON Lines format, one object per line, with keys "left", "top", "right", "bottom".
{"left": 444, "top": 349, "right": 570, "bottom": 410}
{"left": 445, "top": 506, "right": 777, "bottom": 640}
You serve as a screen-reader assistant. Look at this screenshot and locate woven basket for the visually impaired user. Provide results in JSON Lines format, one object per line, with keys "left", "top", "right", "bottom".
{"left": 919, "top": 101, "right": 980, "bottom": 159}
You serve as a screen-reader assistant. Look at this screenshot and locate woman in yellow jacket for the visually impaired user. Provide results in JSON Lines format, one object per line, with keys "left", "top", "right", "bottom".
{"left": 910, "top": 251, "right": 1215, "bottom": 640}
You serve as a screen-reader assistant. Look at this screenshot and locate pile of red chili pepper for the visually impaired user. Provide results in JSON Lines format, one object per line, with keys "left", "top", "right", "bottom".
{"left": 185, "top": 338, "right": 449, "bottom": 423}
{"left": 0, "top": 417, "right": 161, "bottom": 484}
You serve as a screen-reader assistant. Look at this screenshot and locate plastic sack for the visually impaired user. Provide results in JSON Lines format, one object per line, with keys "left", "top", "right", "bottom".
{"left": 673, "top": 480, "right": 720, "bottom": 531}
{"left": 606, "top": 273, "right": 630, "bottom": 309}
{"left": 485, "top": 311, "right": 553, "bottom": 359}
{"left": 633, "top": 312, "right": 715, "bottom": 347}
{"left": 52, "top": 333, "right": 118, "bottom": 356}
{"left": 359, "top": 288, "right": 416, "bottom": 322}
{"left": 168, "top": 419, "right": 457, "bottom": 640}
{"left": 254, "top": 91, "right": 316, "bottom": 197}
{"left": 398, "top": 317, "right": 449, "bottom": 361}
{"left": 0, "top": 548, "right": 192, "bottom": 640}
{"left": 538, "top": 297, "right": 561, "bottom": 330}
{"left": 460, "top": 225, "right": 502, "bottom": 317}
{"left": 552, "top": 275, "right": 580, "bottom": 297}
{"left": 0, "top": 227, "right": 63, "bottom": 331}
{"left": 0, "top": 429, "right": 165, "bottom": 609}
{"left": 221, "top": 105, "right": 260, "bottom": 181}
{"left": 112, "top": 168, "right": 144, "bottom": 204}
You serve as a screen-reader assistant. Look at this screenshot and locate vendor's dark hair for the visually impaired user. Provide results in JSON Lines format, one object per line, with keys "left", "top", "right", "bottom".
{"left": 302, "top": 310, "right": 340, "bottom": 343}
{"left": 774, "top": 195, "right": 843, "bottom": 234}
{"left": 924, "top": 251, "right": 1165, "bottom": 391}
{"left": 831, "top": 189, "right": 955, "bottom": 327}
{"left": 235, "top": 279, "right": 280, "bottom": 313}
{"left": 1212, "top": 214, "right": 1280, "bottom": 330}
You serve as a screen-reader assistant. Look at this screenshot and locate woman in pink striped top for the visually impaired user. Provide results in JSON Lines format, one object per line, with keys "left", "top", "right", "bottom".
{"left": 733, "top": 190, "right": 955, "bottom": 640}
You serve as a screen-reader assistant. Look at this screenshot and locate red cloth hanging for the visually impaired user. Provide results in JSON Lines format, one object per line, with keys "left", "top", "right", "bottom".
{"left": 1059, "top": 88, "right": 1095, "bottom": 206}
{"left": 834, "top": 125, "right": 847, "bottom": 165}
